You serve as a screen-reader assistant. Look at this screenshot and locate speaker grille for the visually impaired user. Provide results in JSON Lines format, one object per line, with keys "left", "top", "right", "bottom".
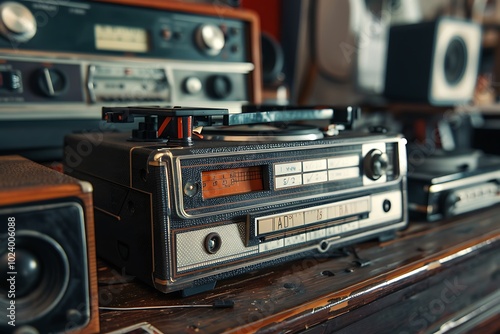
{"left": 0, "top": 201, "right": 90, "bottom": 333}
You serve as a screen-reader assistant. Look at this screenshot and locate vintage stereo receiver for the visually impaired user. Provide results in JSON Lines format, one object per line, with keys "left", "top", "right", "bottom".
{"left": 63, "top": 105, "right": 408, "bottom": 296}
{"left": 0, "top": 0, "right": 260, "bottom": 159}
{"left": 407, "top": 150, "right": 500, "bottom": 221}
{"left": 0, "top": 0, "right": 261, "bottom": 118}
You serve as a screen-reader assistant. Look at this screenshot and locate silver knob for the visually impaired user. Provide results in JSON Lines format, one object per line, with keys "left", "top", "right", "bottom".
{"left": 364, "top": 149, "right": 388, "bottom": 180}
{"left": 195, "top": 24, "right": 225, "bottom": 56}
{"left": 183, "top": 76, "right": 202, "bottom": 95}
{"left": 0, "top": 2, "right": 37, "bottom": 43}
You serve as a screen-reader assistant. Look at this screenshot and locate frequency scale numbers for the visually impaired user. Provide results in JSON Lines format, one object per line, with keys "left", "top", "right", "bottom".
{"left": 256, "top": 196, "right": 371, "bottom": 235}
{"left": 201, "top": 166, "right": 264, "bottom": 199}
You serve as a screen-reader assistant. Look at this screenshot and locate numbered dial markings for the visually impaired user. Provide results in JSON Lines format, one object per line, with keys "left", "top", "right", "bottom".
{"left": 201, "top": 166, "right": 264, "bottom": 199}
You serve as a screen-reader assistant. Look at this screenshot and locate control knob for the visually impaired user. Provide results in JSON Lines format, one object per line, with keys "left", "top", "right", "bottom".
{"left": 183, "top": 76, "right": 202, "bottom": 95}
{"left": 195, "top": 24, "right": 225, "bottom": 56}
{"left": 33, "top": 67, "right": 68, "bottom": 97}
{"left": 0, "top": 2, "right": 36, "bottom": 43}
{"left": 364, "top": 149, "right": 388, "bottom": 180}
{"left": 206, "top": 75, "right": 232, "bottom": 99}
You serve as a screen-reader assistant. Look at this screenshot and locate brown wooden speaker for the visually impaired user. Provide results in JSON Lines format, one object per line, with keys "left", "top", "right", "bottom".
{"left": 0, "top": 156, "right": 99, "bottom": 333}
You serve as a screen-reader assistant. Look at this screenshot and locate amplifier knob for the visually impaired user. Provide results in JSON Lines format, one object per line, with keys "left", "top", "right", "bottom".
{"left": 183, "top": 76, "right": 202, "bottom": 95}
{"left": 0, "top": 2, "right": 36, "bottom": 43}
{"left": 195, "top": 24, "right": 225, "bottom": 56}
{"left": 206, "top": 75, "right": 232, "bottom": 99}
{"left": 33, "top": 67, "right": 68, "bottom": 97}
{"left": 364, "top": 149, "right": 388, "bottom": 180}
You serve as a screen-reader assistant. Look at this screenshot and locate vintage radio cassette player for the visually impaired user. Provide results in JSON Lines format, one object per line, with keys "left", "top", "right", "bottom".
{"left": 63, "top": 105, "right": 408, "bottom": 296}
{"left": 407, "top": 150, "right": 500, "bottom": 221}
{"left": 0, "top": 0, "right": 260, "bottom": 159}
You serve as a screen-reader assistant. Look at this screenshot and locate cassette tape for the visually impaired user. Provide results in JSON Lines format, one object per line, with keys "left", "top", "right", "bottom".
{"left": 63, "top": 106, "right": 408, "bottom": 295}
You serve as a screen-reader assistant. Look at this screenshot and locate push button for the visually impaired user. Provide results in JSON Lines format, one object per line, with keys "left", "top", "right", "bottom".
{"left": 0, "top": 70, "right": 22, "bottom": 91}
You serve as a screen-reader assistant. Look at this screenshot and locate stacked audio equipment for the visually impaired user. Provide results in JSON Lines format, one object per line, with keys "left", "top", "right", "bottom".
{"left": 382, "top": 17, "right": 500, "bottom": 221}
{"left": 0, "top": 0, "right": 261, "bottom": 160}
{"left": 0, "top": 156, "right": 99, "bottom": 333}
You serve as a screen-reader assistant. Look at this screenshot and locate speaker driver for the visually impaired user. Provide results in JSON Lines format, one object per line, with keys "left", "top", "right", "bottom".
{"left": 261, "top": 32, "right": 284, "bottom": 85}
{"left": 444, "top": 37, "right": 467, "bottom": 85}
{"left": 0, "top": 230, "right": 70, "bottom": 324}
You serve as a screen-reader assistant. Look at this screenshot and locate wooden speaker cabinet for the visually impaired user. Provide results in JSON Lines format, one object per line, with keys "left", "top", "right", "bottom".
{"left": 0, "top": 155, "right": 99, "bottom": 333}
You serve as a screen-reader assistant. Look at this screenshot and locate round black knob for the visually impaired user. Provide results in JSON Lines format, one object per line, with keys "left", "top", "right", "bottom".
{"left": 0, "top": 2, "right": 37, "bottom": 43}
{"left": 382, "top": 199, "right": 391, "bottom": 212}
{"left": 34, "top": 67, "right": 68, "bottom": 97}
{"left": 206, "top": 75, "right": 232, "bottom": 99}
{"left": 204, "top": 232, "right": 222, "bottom": 254}
{"left": 364, "top": 149, "right": 389, "bottom": 180}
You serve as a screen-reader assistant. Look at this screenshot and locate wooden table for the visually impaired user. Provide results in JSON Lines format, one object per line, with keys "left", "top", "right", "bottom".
{"left": 97, "top": 206, "right": 500, "bottom": 333}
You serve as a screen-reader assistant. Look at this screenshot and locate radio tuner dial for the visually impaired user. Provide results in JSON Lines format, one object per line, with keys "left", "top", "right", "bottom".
{"left": 33, "top": 67, "right": 68, "bottom": 97}
{"left": 206, "top": 75, "right": 232, "bottom": 99}
{"left": 364, "top": 149, "right": 389, "bottom": 180}
{"left": 195, "top": 24, "right": 225, "bottom": 56}
{"left": 0, "top": 2, "right": 36, "bottom": 43}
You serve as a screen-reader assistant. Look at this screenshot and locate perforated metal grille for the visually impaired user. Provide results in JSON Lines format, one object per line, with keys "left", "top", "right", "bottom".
{"left": 176, "top": 223, "right": 258, "bottom": 272}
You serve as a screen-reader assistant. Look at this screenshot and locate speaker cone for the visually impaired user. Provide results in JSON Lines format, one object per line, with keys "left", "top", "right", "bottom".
{"left": 444, "top": 36, "right": 467, "bottom": 85}
{"left": 0, "top": 231, "right": 70, "bottom": 325}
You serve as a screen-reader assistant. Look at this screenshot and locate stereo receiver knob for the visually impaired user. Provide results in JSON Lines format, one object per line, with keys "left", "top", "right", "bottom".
{"left": 195, "top": 24, "right": 225, "bottom": 56}
{"left": 34, "top": 67, "right": 68, "bottom": 97}
{"left": 183, "top": 76, "right": 202, "bottom": 95}
{"left": 206, "top": 75, "right": 232, "bottom": 99}
{"left": 364, "top": 149, "right": 389, "bottom": 180}
{"left": 0, "top": 2, "right": 36, "bottom": 43}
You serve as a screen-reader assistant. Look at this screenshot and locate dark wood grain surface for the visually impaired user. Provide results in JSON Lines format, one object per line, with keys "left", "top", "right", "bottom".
{"left": 97, "top": 206, "right": 500, "bottom": 334}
